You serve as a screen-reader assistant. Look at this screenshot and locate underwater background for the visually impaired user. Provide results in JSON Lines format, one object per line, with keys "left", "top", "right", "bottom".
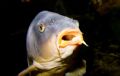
{"left": 2, "top": 0, "right": 120, "bottom": 76}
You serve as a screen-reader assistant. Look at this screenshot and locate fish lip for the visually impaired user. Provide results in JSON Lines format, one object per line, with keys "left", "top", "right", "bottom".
{"left": 56, "top": 28, "right": 85, "bottom": 59}
{"left": 57, "top": 28, "right": 84, "bottom": 48}
{"left": 56, "top": 28, "right": 88, "bottom": 59}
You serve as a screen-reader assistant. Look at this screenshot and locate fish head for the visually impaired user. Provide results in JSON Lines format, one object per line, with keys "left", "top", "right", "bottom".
{"left": 26, "top": 11, "right": 87, "bottom": 64}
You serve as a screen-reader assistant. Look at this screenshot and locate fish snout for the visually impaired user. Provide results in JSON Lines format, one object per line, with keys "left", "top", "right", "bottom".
{"left": 58, "top": 29, "right": 88, "bottom": 48}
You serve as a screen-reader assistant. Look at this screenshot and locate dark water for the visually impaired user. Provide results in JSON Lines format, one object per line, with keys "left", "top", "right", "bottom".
{"left": 2, "top": 0, "right": 120, "bottom": 76}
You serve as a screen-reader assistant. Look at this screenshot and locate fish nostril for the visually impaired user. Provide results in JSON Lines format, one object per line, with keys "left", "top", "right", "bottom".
{"left": 62, "top": 35, "right": 75, "bottom": 41}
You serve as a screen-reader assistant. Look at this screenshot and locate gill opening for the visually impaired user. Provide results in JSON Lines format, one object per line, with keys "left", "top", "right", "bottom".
{"left": 58, "top": 48, "right": 62, "bottom": 59}
{"left": 56, "top": 36, "right": 62, "bottom": 59}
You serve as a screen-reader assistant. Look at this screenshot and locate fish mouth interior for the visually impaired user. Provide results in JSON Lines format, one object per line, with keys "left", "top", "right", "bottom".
{"left": 57, "top": 29, "right": 84, "bottom": 48}
{"left": 62, "top": 35, "right": 75, "bottom": 41}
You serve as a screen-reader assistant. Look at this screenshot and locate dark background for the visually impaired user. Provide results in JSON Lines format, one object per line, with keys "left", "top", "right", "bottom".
{"left": 2, "top": 0, "right": 120, "bottom": 76}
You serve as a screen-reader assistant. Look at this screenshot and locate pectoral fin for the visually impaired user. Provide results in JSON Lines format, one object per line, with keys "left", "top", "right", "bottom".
{"left": 18, "top": 65, "right": 37, "bottom": 76}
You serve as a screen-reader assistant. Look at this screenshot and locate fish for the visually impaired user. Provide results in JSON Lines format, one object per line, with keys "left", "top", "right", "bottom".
{"left": 18, "top": 11, "right": 88, "bottom": 76}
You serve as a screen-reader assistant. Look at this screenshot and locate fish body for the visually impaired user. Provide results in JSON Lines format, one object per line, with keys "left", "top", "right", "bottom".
{"left": 18, "top": 11, "right": 87, "bottom": 76}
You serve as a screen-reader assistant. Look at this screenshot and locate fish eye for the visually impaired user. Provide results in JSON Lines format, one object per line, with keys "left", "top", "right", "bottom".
{"left": 39, "top": 23, "right": 45, "bottom": 32}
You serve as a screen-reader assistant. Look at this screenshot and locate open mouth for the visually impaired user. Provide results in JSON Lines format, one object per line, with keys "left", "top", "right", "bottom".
{"left": 57, "top": 29, "right": 87, "bottom": 48}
